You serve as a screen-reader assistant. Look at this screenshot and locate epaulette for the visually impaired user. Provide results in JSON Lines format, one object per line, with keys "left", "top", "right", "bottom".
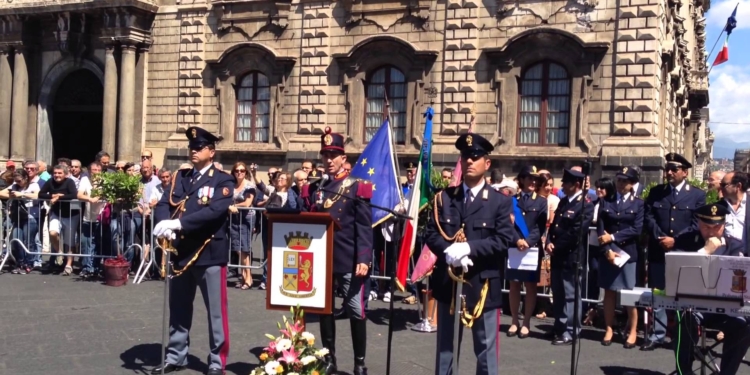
{"left": 355, "top": 179, "right": 372, "bottom": 199}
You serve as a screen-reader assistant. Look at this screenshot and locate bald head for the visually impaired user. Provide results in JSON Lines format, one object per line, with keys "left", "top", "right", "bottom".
{"left": 708, "top": 170, "right": 726, "bottom": 192}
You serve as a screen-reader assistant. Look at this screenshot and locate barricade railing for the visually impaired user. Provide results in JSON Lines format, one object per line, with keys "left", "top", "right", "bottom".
{"left": 226, "top": 206, "right": 266, "bottom": 277}
{"left": 0, "top": 198, "right": 146, "bottom": 281}
{"left": 500, "top": 226, "right": 603, "bottom": 305}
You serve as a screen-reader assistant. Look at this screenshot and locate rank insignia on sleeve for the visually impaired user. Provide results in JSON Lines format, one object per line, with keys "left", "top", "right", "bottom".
{"left": 223, "top": 187, "right": 230, "bottom": 196}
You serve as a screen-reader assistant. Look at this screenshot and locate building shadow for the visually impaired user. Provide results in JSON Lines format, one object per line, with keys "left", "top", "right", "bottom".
{"left": 600, "top": 365, "right": 667, "bottom": 375}
{"left": 366, "top": 307, "right": 420, "bottom": 331}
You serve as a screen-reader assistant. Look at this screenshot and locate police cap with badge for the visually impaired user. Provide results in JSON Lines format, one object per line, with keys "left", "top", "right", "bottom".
{"left": 455, "top": 133, "right": 494, "bottom": 158}
{"left": 186, "top": 126, "right": 221, "bottom": 149}
{"left": 616, "top": 166, "right": 640, "bottom": 183}
{"left": 403, "top": 161, "right": 417, "bottom": 171}
{"left": 665, "top": 152, "right": 693, "bottom": 169}
{"left": 562, "top": 168, "right": 585, "bottom": 185}
{"left": 694, "top": 203, "right": 729, "bottom": 225}
{"left": 517, "top": 165, "right": 539, "bottom": 179}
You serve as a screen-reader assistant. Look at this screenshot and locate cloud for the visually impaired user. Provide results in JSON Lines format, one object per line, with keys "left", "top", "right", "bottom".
{"left": 707, "top": 0, "right": 749, "bottom": 30}
{"left": 708, "top": 64, "right": 750, "bottom": 143}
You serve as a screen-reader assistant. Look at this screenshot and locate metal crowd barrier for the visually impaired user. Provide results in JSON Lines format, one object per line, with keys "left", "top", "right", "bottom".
{"left": 500, "top": 226, "right": 604, "bottom": 305}
{"left": 226, "top": 206, "right": 265, "bottom": 273}
{"left": 0, "top": 198, "right": 146, "bottom": 281}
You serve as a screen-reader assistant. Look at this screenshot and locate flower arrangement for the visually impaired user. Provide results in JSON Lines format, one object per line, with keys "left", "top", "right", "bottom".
{"left": 251, "top": 306, "right": 328, "bottom": 375}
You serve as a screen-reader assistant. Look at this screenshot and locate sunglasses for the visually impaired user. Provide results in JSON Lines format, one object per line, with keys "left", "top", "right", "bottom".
{"left": 24, "top": 167, "right": 36, "bottom": 171}
{"left": 234, "top": 169, "right": 247, "bottom": 173}
{"left": 141, "top": 155, "right": 152, "bottom": 159}
{"left": 665, "top": 165, "right": 681, "bottom": 172}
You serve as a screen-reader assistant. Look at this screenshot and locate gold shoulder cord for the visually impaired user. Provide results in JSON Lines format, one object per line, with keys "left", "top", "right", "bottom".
{"left": 432, "top": 192, "right": 489, "bottom": 328}
{"left": 158, "top": 170, "right": 212, "bottom": 278}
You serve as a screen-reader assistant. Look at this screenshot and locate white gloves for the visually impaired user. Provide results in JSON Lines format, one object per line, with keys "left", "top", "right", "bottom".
{"left": 453, "top": 256, "right": 474, "bottom": 272}
{"left": 444, "top": 242, "right": 471, "bottom": 270}
{"left": 154, "top": 219, "right": 182, "bottom": 239}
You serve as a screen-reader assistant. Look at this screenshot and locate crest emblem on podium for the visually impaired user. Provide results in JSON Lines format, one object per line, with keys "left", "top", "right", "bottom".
{"left": 281, "top": 232, "right": 317, "bottom": 298}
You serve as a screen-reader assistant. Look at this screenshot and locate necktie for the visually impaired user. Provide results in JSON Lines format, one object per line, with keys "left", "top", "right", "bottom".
{"left": 523, "top": 193, "right": 529, "bottom": 202}
{"left": 466, "top": 190, "right": 474, "bottom": 204}
{"left": 673, "top": 187, "right": 678, "bottom": 198}
{"left": 192, "top": 169, "right": 201, "bottom": 183}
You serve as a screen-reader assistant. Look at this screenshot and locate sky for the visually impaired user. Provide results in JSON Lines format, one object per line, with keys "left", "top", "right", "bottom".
{"left": 706, "top": 0, "right": 750, "bottom": 157}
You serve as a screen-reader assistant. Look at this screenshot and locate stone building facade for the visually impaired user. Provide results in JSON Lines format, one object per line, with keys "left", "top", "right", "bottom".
{"left": 0, "top": 0, "right": 711, "bottom": 182}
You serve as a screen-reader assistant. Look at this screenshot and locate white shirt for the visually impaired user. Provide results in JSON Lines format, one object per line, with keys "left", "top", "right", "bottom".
{"left": 150, "top": 183, "right": 167, "bottom": 204}
{"left": 78, "top": 176, "right": 106, "bottom": 223}
{"left": 724, "top": 194, "right": 746, "bottom": 244}
{"left": 671, "top": 180, "right": 686, "bottom": 195}
{"left": 616, "top": 192, "right": 631, "bottom": 204}
{"left": 632, "top": 182, "right": 641, "bottom": 197}
{"left": 8, "top": 182, "right": 40, "bottom": 209}
{"left": 463, "top": 180, "right": 486, "bottom": 203}
{"left": 565, "top": 189, "right": 583, "bottom": 202}
{"left": 193, "top": 164, "right": 212, "bottom": 181}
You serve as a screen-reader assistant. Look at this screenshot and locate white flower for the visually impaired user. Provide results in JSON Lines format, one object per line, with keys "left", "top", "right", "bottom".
{"left": 276, "top": 338, "right": 292, "bottom": 351}
{"left": 314, "top": 348, "right": 330, "bottom": 357}
{"left": 300, "top": 332, "right": 315, "bottom": 342}
{"left": 300, "top": 355, "right": 317, "bottom": 365}
{"left": 288, "top": 373, "right": 300, "bottom": 375}
{"left": 264, "top": 361, "right": 281, "bottom": 375}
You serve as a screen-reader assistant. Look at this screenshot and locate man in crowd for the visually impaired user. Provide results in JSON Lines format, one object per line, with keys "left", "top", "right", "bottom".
{"left": 425, "top": 133, "right": 512, "bottom": 375}
{"left": 441, "top": 168, "right": 453, "bottom": 183}
{"left": 152, "top": 126, "right": 234, "bottom": 375}
{"left": 292, "top": 169, "right": 308, "bottom": 196}
{"left": 545, "top": 168, "right": 594, "bottom": 345}
{"left": 96, "top": 151, "right": 113, "bottom": 172}
{"left": 642, "top": 153, "right": 705, "bottom": 351}
{"left": 69, "top": 159, "right": 83, "bottom": 188}
{"left": 135, "top": 159, "right": 160, "bottom": 269}
{"left": 672, "top": 203, "right": 750, "bottom": 375}
{"left": 708, "top": 170, "right": 726, "bottom": 198}
{"left": 37, "top": 160, "right": 50, "bottom": 181}
{"left": 301, "top": 159, "right": 314, "bottom": 174}
{"left": 718, "top": 171, "right": 749, "bottom": 254}
{"left": 77, "top": 161, "right": 106, "bottom": 277}
{"left": 301, "top": 127, "right": 373, "bottom": 375}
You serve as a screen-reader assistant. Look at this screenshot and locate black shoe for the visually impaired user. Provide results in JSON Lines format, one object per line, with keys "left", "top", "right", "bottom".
{"left": 518, "top": 330, "right": 529, "bottom": 339}
{"left": 601, "top": 340, "right": 612, "bottom": 346}
{"left": 640, "top": 340, "right": 662, "bottom": 351}
{"left": 623, "top": 341, "right": 637, "bottom": 349}
{"left": 206, "top": 368, "right": 223, "bottom": 375}
{"left": 552, "top": 337, "right": 573, "bottom": 346}
{"left": 353, "top": 358, "right": 368, "bottom": 375}
{"left": 507, "top": 327, "right": 518, "bottom": 337}
{"left": 150, "top": 363, "right": 185, "bottom": 374}
{"left": 323, "top": 355, "right": 338, "bottom": 375}
{"left": 351, "top": 318, "right": 367, "bottom": 375}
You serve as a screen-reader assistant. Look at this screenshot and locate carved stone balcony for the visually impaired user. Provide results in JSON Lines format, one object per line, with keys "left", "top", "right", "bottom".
{"left": 688, "top": 70, "right": 709, "bottom": 108}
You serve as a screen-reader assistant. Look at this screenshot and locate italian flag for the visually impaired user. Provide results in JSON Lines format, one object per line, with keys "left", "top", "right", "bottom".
{"left": 395, "top": 107, "right": 434, "bottom": 291}
{"left": 712, "top": 5, "right": 738, "bottom": 67}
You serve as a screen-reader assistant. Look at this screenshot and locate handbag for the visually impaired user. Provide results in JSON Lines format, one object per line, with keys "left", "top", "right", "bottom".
{"left": 537, "top": 255, "right": 551, "bottom": 287}
{"left": 410, "top": 244, "right": 437, "bottom": 283}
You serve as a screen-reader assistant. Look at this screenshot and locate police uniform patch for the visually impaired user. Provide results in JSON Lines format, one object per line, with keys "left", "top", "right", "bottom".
{"left": 466, "top": 135, "right": 473, "bottom": 147}
{"left": 223, "top": 187, "right": 230, "bottom": 196}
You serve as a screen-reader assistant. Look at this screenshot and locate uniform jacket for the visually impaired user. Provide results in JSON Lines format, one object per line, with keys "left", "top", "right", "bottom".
{"left": 644, "top": 183, "right": 706, "bottom": 263}
{"left": 425, "top": 184, "right": 514, "bottom": 311}
{"left": 301, "top": 174, "right": 373, "bottom": 274}
{"left": 402, "top": 182, "right": 413, "bottom": 197}
{"left": 513, "top": 191, "right": 548, "bottom": 248}
{"left": 716, "top": 192, "right": 750, "bottom": 255}
{"left": 154, "top": 165, "right": 235, "bottom": 267}
{"left": 674, "top": 230, "right": 745, "bottom": 257}
{"left": 546, "top": 192, "right": 595, "bottom": 269}
{"left": 597, "top": 195, "right": 645, "bottom": 262}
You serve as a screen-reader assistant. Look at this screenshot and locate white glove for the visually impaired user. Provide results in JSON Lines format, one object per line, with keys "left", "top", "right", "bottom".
{"left": 444, "top": 242, "right": 471, "bottom": 265}
{"left": 154, "top": 219, "right": 182, "bottom": 238}
{"left": 459, "top": 256, "right": 474, "bottom": 273}
{"left": 159, "top": 228, "right": 176, "bottom": 240}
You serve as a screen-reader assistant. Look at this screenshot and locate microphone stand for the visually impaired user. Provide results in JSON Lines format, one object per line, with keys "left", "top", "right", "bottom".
{"left": 570, "top": 161, "right": 592, "bottom": 375}
{"left": 317, "top": 186, "right": 411, "bottom": 375}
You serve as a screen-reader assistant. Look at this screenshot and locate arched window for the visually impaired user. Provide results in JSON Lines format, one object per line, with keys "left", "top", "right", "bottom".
{"left": 365, "top": 66, "right": 406, "bottom": 144}
{"left": 518, "top": 62, "right": 570, "bottom": 145}
{"left": 236, "top": 71, "right": 270, "bottom": 142}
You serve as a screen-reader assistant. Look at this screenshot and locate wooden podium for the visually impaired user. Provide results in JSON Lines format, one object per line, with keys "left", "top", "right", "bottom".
{"left": 265, "top": 211, "right": 336, "bottom": 315}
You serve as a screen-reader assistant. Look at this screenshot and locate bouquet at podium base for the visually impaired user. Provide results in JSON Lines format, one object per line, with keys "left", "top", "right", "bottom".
{"left": 251, "top": 306, "right": 329, "bottom": 375}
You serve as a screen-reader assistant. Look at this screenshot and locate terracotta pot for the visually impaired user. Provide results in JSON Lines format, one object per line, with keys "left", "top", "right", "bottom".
{"left": 103, "top": 261, "right": 130, "bottom": 287}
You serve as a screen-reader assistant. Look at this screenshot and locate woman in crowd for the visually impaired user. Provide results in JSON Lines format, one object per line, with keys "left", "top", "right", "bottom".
{"left": 506, "top": 167, "right": 547, "bottom": 338}
{"left": 596, "top": 167, "right": 643, "bottom": 348}
{"left": 0, "top": 169, "right": 41, "bottom": 274}
{"left": 265, "top": 172, "right": 301, "bottom": 210}
{"left": 583, "top": 177, "right": 616, "bottom": 326}
{"left": 534, "top": 171, "right": 558, "bottom": 319}
{"left": 228, "top": 162, "right": 256, "bottom": 290}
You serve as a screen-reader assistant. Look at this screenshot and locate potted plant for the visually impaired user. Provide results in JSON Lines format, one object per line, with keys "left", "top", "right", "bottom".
{"left": 91, "top": 171, "right": 142, "bottom": 286}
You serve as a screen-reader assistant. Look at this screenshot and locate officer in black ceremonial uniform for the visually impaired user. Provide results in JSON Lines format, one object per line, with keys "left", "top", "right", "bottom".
{"left": 402, "top": 161, "right": 417, "bottom": 196}
{"left": 152, "top": 127, "right": 235, "bottom": 375}
{"left": 425, "top": 133, "right": 514, "bottom": 375}
{"left": 300, "top": 127, "right": 373, "bottom": 375}
{"left": 642, "top": 152, "right": 706, "bottom": 351}
{"left": 672, "top": 203, "right": 750, "bottom": 375}
{"left": 545, "top": 168, "right": 594, "bottom": 345}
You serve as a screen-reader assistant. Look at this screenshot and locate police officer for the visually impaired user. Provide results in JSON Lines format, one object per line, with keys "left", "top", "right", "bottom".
{"left": 425, "top": 133, "right": 514, "bottom": 375}
{"left": 506, "top": 165, "right": 547, "bottom": 338}
{"left": 545, "top": 168, "right": 594, "bottom": 345}
{"left": 402, "top": 161, "right": 417, "bottom": 196}
{"left": 151, "top": 127, "right": 235, "bottom": 375}
{"left": 301, "top": 127, "right": 373, "bottom": 375}
{"left": 642, "top": 153, "right": 706, "bottom": 351}
{"left": 672, "top": 203, "right": 750, "bottom": 375}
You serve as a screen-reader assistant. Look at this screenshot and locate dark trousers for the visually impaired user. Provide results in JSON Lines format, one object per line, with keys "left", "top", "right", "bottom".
{"left": 674, "top": 312, "right": 750, "bottom": 375}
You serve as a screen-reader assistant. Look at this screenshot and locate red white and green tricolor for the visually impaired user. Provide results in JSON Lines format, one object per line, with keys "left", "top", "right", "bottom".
{"left": 713, "top": 4, "right": 738, "bottom": 66}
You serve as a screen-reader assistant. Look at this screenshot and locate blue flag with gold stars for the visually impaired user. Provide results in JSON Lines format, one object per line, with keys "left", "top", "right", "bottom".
{"left": 351, "top": 118, "right": 402, "bottom": 227}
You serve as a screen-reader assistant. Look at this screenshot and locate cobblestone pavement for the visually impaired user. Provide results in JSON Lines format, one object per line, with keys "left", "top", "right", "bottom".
{"left": 0, "top": 272, "right": 743, "bottom": 375}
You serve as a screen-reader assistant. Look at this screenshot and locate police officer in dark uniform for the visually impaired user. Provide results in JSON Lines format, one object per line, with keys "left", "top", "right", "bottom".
{"left": 642, "top": 153, "right": 706, "bottom": 351}
{"left": 545, "top": 168, "right": 594, "bottom": 345}
{"left": 672, "top": 203, "right": 750, "bottom": 375}
{"left": 402, "top": 161, "right": 417, "bottom": 196}
{"left": 152, "top": 127, "right": 235, "bottom": 375}
{"left": 300, "top": 127, "right": 373, "bottom": 375}
{"left": 506, "top": 165, "right": 548, "bottom": 338}
{"left": 425, "top": 133, "right": 514, "bottom": 375}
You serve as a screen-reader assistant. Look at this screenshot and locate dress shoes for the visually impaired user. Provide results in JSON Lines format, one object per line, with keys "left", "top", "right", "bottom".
{"left": 640, "top": 340, "right": 662, "bottom": 351}
{"left": 150, "top": 363, "right": 185, "bottom": 374}
{"left": 323, "top": 355, "right": 338, "bottom": 375}
{"left": 601, "top": 339, "right": 612, "bottom": 346}
{"left": 623, "top": 341, "right": 637, "bottom": 349}
{"left": 552, "top": 337, "right": 573, "bottom": 346}
{"left": 206, "top": 369, "right": 224, "bottom": 375}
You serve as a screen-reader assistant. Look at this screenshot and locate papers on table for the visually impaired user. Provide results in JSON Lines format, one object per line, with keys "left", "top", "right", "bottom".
{"left": 610, "top": 244, "right": 630, "bottom": 268}
{"left": 507, "top": 247, "right": 539, "bottom": 271}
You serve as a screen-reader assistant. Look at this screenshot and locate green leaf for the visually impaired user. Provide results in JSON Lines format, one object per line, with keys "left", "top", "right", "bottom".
{"left": 90, "top": 172, "right": 143, "bottom": 208}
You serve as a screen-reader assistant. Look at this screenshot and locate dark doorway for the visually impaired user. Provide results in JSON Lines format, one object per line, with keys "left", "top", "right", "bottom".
{"left": 52, "top": 69, "right": 103, "bottom": 166}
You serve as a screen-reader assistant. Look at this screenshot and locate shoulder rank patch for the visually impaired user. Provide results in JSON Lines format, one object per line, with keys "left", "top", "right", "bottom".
{"left": 356, "top": 182, "right": 373, "bottom": 199}
{"left": 577, "top": 195, "right": 583, "bottom": 202}
{"left": 482, "top": 188, "right": 489, "bottom": 200}
{"left": 343, "top": 178, "right": 354, "bottom": 188}
{"left": 686, "top": 184, "right": 691, "bottom": 191}
{"left": 222, "top": 187, "right": 230, "bottom": 196}
{"left": 209, "top": 169, "right": 214, "bottom": 177}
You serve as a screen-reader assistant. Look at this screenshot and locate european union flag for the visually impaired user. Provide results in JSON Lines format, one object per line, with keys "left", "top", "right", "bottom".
{"left": 351, "top": 118, "right": 402, "bottom": 227}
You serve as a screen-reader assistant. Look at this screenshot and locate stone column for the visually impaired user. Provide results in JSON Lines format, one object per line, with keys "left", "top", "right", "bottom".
{"left": 117, "top": 44, "right": 136, "bottom": 161}
{"left": 0, "top": 48, "right": 12, "bottom": 159}
{"left": 10, "top": 45, "right": 28, "bottom": 160}
{"left": 102, "top": 44, "right": 118, "bottom": 155}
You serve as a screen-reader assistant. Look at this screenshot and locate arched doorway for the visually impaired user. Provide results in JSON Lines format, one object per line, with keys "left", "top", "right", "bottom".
{"left": 51, "top": 69, "right": 103, "bottom": 165}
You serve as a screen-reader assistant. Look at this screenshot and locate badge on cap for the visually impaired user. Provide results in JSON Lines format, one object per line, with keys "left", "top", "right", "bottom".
{"left": 466, "top": 135, "right": 473, "bottom": 147}
{"left": 711, "top": 205, "right": 718, "bottom": 215}
{"left": 532, "top": 166, "right": 537, "bottom": 173}
{"left": 191, "top": 129, "right": 197, "bottom": 139}
{"left": 622, "top": 167, "right": 628, "bottom": 174}
{"left": 667, "top": 154, "right": 674, "bottom": 161}
{"left": 223, "top": 187, "right": 229, "bottom": 196}
{"left": 324, "top": 134, "right": 333, "bottom": 146}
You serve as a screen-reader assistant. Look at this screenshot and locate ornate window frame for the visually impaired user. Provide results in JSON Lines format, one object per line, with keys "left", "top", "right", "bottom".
{"left": 363, "top": 65, "right": 408, "bottom": 145}
{"left": 332, "top": 36, "right": 437, "bottom": 151}
{"left": 235, "top": 71, "right": 271, "bottom": 143}
{"left": 484, "top": 27, "right": 608, "bottom": 156}
{"left": 207, "top": 43, "right": 295, "bottom": 150}
{"left": 517, "top": 61, "right": 572, "bottom": 146}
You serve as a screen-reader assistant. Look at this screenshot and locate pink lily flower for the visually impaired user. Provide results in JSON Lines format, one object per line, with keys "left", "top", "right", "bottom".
{"left": 279, "top": 347, "right": 300, "bottom": 364}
